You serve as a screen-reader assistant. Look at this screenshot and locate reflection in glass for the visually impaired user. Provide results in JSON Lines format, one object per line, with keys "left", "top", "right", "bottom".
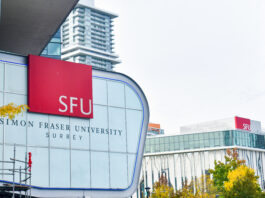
{"left": 145, "top": 130, "right": 265, "bottom": 153}
{"left": 50, "top": 149, "right": 70, "bottom": 187}
{"left": 28, "top": 147, "right": 49, "bottom": 187}
{"left": 107, "top": 81, "right": 125, "bottom": 108}
{"left": 0, "top": 63, "right": 4, "bottom": 92}
{"left": 91, "top": 151, "right": 109, "bottom": 188}
{"left": 126, "top": 109, "right": 143, "bottom": 153}
{"left": 71, "top": 150, "right": 90, "bottom": 188}
{"left": 110, "top": 153, "right": 128, "bottom": 188}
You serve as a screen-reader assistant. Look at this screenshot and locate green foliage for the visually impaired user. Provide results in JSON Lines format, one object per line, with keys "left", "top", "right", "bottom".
{"left": 174, "top": 180, "right": 195, "bottom": 198}
{"left": 174, "top": 175, "right": 217, "bottom": 198}
{"left": 194, "top": 175, "right": 217, "bottom": 198}
{"left": 151, "top": 149, "right": 265, "bottom": 198}
{"left": 151, "top": 175, "right": 175, "bottom": 198}
{"left": 209, "top": 148, "right": 245, "bottom": 193}
{"left": 223, "top": 165, "right": 262, "bottom": 198}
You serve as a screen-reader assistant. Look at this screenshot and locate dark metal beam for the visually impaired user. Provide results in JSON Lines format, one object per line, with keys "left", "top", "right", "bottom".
{"left": 0, "top": 0, "right": 78, "bottom": 56}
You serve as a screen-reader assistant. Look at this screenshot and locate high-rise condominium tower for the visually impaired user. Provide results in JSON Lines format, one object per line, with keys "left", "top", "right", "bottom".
{"left": 61, "top": 0, "right": 120, "bottom": 71}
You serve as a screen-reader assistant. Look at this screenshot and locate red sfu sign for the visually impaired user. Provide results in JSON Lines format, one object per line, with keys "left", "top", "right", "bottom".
{"left": 28, "top": 55, "right": 93, "bottom": 118}
{"left": 235, "top": 116, "right": 250, "bottom": 131}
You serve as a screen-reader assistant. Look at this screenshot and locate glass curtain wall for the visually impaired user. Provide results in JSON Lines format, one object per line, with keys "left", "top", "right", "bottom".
{"left": 41, "top": 29, "right": 61, "bottom": 59}
{"left": 145, "top": 130, "right": 265, "bottom": 153}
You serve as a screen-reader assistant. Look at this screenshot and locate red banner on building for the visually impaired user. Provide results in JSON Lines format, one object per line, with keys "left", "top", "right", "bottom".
{"left": 235, "top": 116, "right": 250, "bottom": 131}
{"left": 28, "top": 55, "right": 93, "bottom": 118}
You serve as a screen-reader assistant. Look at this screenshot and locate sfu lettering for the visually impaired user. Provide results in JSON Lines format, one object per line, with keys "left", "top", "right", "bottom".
{"left": 59, "top": 96, "right": 92, "bottom": 116}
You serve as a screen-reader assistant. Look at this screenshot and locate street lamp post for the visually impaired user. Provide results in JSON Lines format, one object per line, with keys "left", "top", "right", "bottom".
{"left": 145, "top": 186, "right": 151, "bottom": 198}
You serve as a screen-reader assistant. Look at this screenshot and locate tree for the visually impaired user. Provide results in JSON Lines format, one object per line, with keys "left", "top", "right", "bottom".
{"left": 175, "top": 180, "right": 195, "bottom": 198}
{"left": 194, "top": 175, "right": 217, "bottom": 198}
{"left": 209, "top": 148, "right": 245, "bottom": 193}
{"left": 151, "top": 174, "right": 175, "bottom": 198}
{"left": 0, "top": 103, "right": 28, "bottom": 119}
{"left": 223, "top": 165, "right": 262, "bottom": 198}
{"left": 174, "top": 175, "right": 217, "bottom": 198}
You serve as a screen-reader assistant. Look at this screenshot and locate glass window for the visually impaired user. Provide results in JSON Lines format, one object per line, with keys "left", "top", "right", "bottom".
{"left": 71, "top": 150, "right": 90, "bottom": 188}
{"left": 90, "top": 105, "right": 108, "bottom": 151}
{"left": 51, "top": 37, "right": 60, "bottom": 42}
{"left": 170, "top": 137, "right": 174, "bottom": 144}
{"left": 155, "top": 144, "right": 160, "bottom": 152}
{"left": 174, "top": 142, "right": 180, "bottom": 150}
{"left": 215, "top": 138, "right": 220, "bottom": 146}
{"left": 47, "top": 43, "right": 61, "bottom": 55}
{"left": 109, "top": 107, "right": 126, "bottom": 152}
{"left": 179, "top": 142, "right": 184, "bottom": 150}
{"left": 28, "top": 113, "right": 49, "bottom": 147}
{"left": 193, "top": 133, "right": 199, "bottom": 140}
{"left": 224, "top": 131, "right": 232, "bottom": 146}
{"left": 209, "top": 132, "right": 214, "bottom": 139}
{"left": 145, "top": 145, "right": 150, "bottom": 153}
{"left": 242, "top": 132, "right": 246, "bottom": 146}
{"left": 174, "top": 136, "right": 179, "bottom": 143}
{"left": 42, "top": 47, "right": 48, "bottom": 55}
{"left": 184, "top": 142, "right": 189, "bottom": 150}
{"left": 160, "top": 144, "right": 165, "bottom": 152}
{"left": 188, "top": 134, "right": 193, "bottom": 142}
{"left": 150, "top": 138, "right": 155, "bottom": 145}
{"left": 107, "top": 81, "right": 125, "bottom": 108}
{"left": 194, "top": 140, "right": 199, "bottom": 149}
{"left": 219, "top": 136, "right": 224, "bottom": 146}
{"left": 169, "top": 144, "right": 174, "bottom": 151}
{"left": 246, "top": 134, "right": 251, "bottom": 147}
{"left": 145, "top": 139, "right": 150, "bottom": 147}
{"left": 91, "top": 151, "right": 109, "bottom": 188}
{"left": 214, "top": 132, "right": 220, "bottom": 139}
{"left": 179, "top": 136, "right": 184, "bottom": 142}
{"left": 28, "top": 147, "right": 49, "bottom": 187}
{"left": 165, "top": 143, "right": 170, "bottom": 151}
{"left": 0, "top": 63, "right": 3, "bottom": 92}
{"left": 92, "top": 78, "right": 107, "bottom": 105}
{"left": 126, "top": 109, "right": 143, "bottom": 153}
{"left": 199, "top": 139, "right": 204, "bottom": 148}
{"left": 49, "top": 115, "right": 70, "bottom": 148}
{"left": 3, "top": 145, "right": 24, "bottom": 182}
{"left": 128, "top": 154, "right": 136, "bottom": 185}
{"left": 5, "top": 63, "right": 27, "bottom": 94}
{"left": 0, "top": 93, "right": 2, "bottom": 139}
{"left": 209, "top": 139, "right": 214, "bottom": 147}
{"left": 50, "top": 149, "right": 70, "bottom": 187}
{"left": 204, "top": 132, "right": 209, "bottom": 140}
{"left": 110, "top": 153, "right": 128, "bottom": 188}
{"left": 184, "top": 135, "right": 188, "bottom": 142}
{"left": 4, "top": 93, "right": 27, "bottom": 145}
{"left": 125, "top": 85, "right": 142, "bottom": 110}
{"left": 204, "top": 139, "right": 210, "bottom": 147}
{"left": 150, "top": 145, "right": 155, "bottom": 153}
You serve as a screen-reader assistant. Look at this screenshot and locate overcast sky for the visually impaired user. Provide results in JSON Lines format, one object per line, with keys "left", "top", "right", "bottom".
{"left": 96, "top": 0, "right": 265, "bottom": 135}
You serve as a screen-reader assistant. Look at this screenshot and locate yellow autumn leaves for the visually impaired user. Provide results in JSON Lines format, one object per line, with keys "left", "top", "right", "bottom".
{"left": 224, "top": 166, "right": 252, "bottom": 191}
{"left": 223, "top": 165, "right": 261, "bottom": 197}
{"left": 0, "top": 103, "right": 29, "bottom": 119}
{"left": 151, "top": 149, "right": 264, "bottom": 197}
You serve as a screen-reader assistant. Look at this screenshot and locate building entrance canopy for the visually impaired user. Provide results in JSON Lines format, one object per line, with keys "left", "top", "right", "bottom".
{"left": 0, "top": 0, "right": 78, "bottom": 56}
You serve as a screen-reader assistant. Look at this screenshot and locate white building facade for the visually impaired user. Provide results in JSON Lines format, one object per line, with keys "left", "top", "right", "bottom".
{"left": 133, "top": 117, "right": 265, "bottom": 197}
{"left": 61, "top": 0, "right": 120, "bottom": 71}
